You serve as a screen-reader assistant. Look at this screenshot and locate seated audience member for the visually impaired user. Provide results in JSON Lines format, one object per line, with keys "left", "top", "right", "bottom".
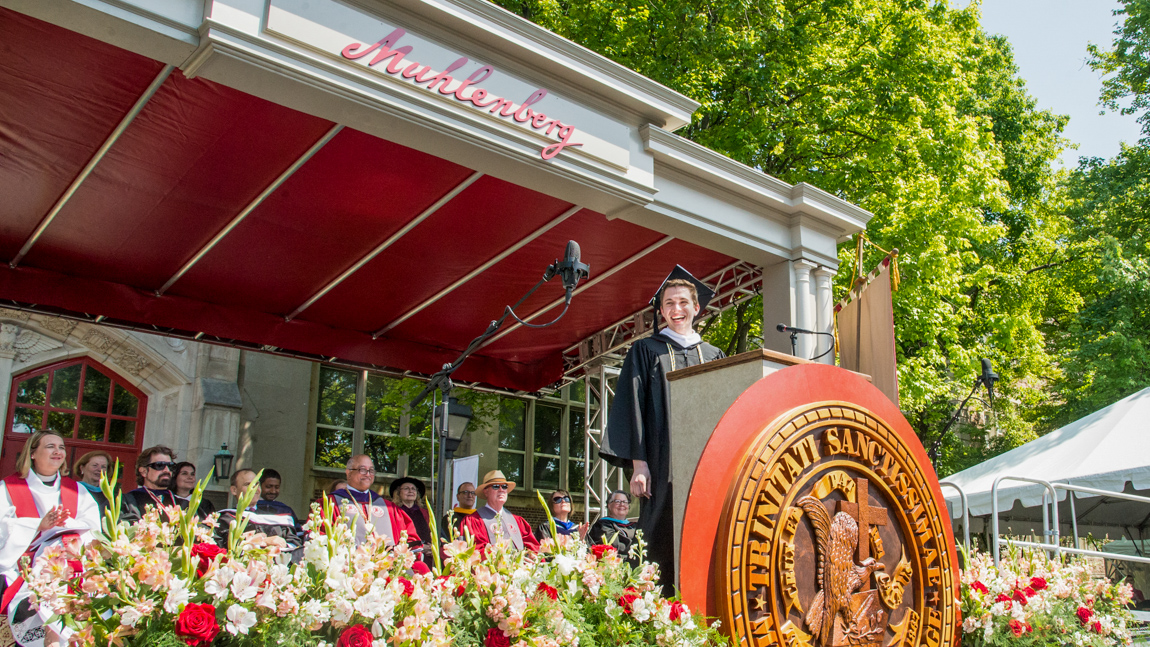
{"left": 330, "top": 455, "right": 418, "bottom": 549}
{"left": 589, "top": 490, "right": 638, "bottom": 566}
{"left": 1, "top": 431, "right": 101, "bottom": 647}
{"left": 440, "top": 481, "right": 476, "bottom": 541}
{"left": 258, "top": 468, "right": 298, "bottom": 518}
{"left": 73, "top": 450, "right": 113, "bottom": 518}
{"left": 328, "top": 479, "right": 348, "bottom": 494}
{"left": 536, "top": 489, "right": 588, "bottom": 541}
{"left": 459, "top": 470, "right": 540, "bottom": 554}
{"left": 172, "top": 461, "right": 216, "bottom": 518}
{"left": 213, "top": 469, "right": 299, "bottom": 552}
{"left": 122, "top": 446, "right": 184, "bottom": 522}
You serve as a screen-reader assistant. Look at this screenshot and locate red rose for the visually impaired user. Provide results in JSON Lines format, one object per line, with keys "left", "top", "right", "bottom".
{"left": 591, "top": 544, "right": 616, "bottom": 560}
{"left": 1023, "top": 586, "right": 1037, "bottom": 598}
{"left": 337, "top": 624, "right": 373, "bottom": 647}
{"left": 397, "top": 577, "right": 415, "bottom": 597}
{"left": 1077, "top": 606, "right": 1094, "bottom": 625}
{"left": 669, "top": 601, "right": 686, "bottom": 622}
{"left": 484, "top": 628, "right": 510, "bottom": 647}
{"left": 412, "top": 561, "right": 430, "bottom": 575}
{"left": 1092, "top": 621, "right": 1102, "bottom": 634}
{"left": 1012, "top": 589, "right": 1028, "bottom": 606}
{"left": 455, "top": 584, "right": 467, "bottom": 597}
{"left": 1030, "top": 576, "right": 1047, "bottom": 591}
{"left": 537, "top": 582, "right": 559, "bottom": 600}
{"left": 619, "top": 588, "right": 641, "bottom": 614}
{"left": 191, "top": 543, "right": 227, "bottom": 577}
{"left": 1008, "top": 619, "right": 1025, "bottom": 638}
{"left": 174, "top": 603, "right": 221, "bottom": 647}
{"left": 971, "top": 580, "right": 988, "bottom": 595}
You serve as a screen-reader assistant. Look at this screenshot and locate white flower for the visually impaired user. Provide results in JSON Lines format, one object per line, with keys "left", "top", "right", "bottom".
{"left": 164, "top": 577, "right": 190, "bottom": 613}
{"left": 230, "top": 572, "right": 259, "bottom": 602}
{"left": 353, "top": 590, "right": 396, "bottom": 621}
{"left": 205, "top": 565, "right": 235, "bottom": 599}
{"left": 555, "top": 555, "right": 578, "bottom": 577}
{"left": 120, "top": 607, "right": 144, "bottom": 627}
{"left": 225, "top": 604, "right": 258, "bottom": 635}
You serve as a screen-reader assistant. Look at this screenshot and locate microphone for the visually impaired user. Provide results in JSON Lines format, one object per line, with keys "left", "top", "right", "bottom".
{"left": 978, "top": 358, "right": 999, "bottom": 401}
{"left": 555, "top": 240, "right": 590, "bottom": 303}
{"left": 776, "top": 323, "right": 816, "bottom": 335}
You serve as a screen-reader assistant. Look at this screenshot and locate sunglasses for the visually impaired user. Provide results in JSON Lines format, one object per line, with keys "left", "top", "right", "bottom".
{"left": 488, "top": 483, "right": 509, "bottom": 491}
{"left": 146, "top": 461, "right": 176, "bottom": 472}
{"left": 552, "top": 496, "right": 572, "bottom": 503}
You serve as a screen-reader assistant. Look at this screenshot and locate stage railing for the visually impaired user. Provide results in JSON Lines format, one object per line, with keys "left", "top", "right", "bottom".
{"left": 939, "top": 481, "right": 969, "bottom": 553}
{"left": 989, "top": 476, "right": 1150, "bottom": 567}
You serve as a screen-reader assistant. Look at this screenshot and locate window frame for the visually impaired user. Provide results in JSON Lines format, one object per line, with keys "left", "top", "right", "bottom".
{"left": 309, "top": 365, "right": 433, "bottom": 482}
{"left": 498, "top": 384, "right": 586, "bottom": 496}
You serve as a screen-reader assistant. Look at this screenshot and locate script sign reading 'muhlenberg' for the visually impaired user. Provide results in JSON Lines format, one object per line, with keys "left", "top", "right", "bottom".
{"left": 718, "top": 403, "right": 958, "bottom": 647}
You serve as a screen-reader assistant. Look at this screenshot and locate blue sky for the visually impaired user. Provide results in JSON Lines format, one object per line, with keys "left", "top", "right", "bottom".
{"left": 958, "top": 0, "right": 1142, "bottom": 167}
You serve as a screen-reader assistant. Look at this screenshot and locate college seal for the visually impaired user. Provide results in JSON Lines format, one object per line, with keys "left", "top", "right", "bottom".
{"left": 716, "top": 402, "right": 958, "bottom": 647}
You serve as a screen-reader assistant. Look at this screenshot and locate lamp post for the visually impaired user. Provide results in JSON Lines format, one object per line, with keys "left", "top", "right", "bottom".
{"left": 213, "top": 443, "right": 233, "bottom": 483}
{"left": 432, "top": 393, "right": 472, "bottom": 517}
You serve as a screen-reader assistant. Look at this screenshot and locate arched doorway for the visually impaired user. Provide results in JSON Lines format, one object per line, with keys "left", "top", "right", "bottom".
{"left": 2, "top": 358, "right": 146, "bottom": 491}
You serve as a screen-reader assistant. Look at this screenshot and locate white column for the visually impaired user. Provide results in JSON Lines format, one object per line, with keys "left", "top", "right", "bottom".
{"left": 792, "top": 260, "right": 816, "bottom": 359}
{"left": 813, "top": 267, "right": 836, "bottom": 364}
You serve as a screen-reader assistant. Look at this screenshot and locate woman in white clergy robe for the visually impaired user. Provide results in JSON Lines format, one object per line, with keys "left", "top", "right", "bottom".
{"left": 0, "top": 431, "right": 100, "bottom": 647}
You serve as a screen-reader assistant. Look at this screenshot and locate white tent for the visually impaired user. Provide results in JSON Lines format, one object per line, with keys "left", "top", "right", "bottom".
{"left": 943, "top": 387, "right": 1150, "bottom": 538}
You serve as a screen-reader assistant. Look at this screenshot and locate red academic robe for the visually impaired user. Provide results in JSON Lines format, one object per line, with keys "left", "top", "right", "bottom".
{"left": 459, "top": 509, "right": 540, "bottom": 554}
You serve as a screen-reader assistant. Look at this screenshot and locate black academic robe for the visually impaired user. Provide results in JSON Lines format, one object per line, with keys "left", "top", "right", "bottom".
{"left": 589, "top": 517, "right": 639, "bottom": 567}
{"left": 599, "top": 331, "right": 723, "bottom": 593}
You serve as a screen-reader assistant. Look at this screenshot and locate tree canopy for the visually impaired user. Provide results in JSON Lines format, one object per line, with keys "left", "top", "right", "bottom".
{"left": 489, "top": 0, "right": 1072, "bottom": 474}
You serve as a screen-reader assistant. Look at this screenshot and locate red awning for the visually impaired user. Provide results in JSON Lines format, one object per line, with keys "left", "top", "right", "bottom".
{"left": 0, "top": 9, "right": 738, "bottom": 392}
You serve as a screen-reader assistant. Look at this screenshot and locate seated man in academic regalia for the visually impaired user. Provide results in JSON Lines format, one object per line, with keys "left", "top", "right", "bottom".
{"left": 122, "top": 446, "right": 186, "bottom": 523}
{"left": 439, "top": 481, "right": 477, "bottom": 542}
{"left": 588, "top": 490, "right": 639, "bottom": 567}
{"left": 458, "top": 470, "right": 540, "bottom": 554}
{"left": 599, "top": 266, "right": 725, "bottom": 594}
{"left": 214, "top": 469, "right": 300, "bottom": 553}
{"left": 330, "top": 455, "right": 420, "bottom": 550}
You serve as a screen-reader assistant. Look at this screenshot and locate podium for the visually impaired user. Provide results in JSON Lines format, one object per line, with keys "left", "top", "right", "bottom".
{"left": 663, "top": 353, "right": 961, "bottom": 647}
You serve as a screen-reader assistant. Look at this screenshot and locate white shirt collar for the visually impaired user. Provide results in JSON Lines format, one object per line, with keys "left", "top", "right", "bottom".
{"left": 483, "top": 504, "right": 503, "bottom": 516}
{"left": 660, "top": 327, "right": 701, "bottom": 348}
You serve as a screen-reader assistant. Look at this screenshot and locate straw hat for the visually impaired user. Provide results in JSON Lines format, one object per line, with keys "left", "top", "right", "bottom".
{"left": 478, "top": 469, "right": 516, "bottom": 495}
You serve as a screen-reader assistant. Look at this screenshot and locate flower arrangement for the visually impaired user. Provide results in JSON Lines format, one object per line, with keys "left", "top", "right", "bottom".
{"left": 959, "top": 546, "right": 1136, "bottom": 647}
{"left": 22, "top": 470, "right": 726, "bottom": 647}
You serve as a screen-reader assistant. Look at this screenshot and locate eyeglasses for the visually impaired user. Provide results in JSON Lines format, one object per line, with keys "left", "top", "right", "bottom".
{"left": 458, "top": 490, "right": 477, "bottom": 496}
{"left": 552, "top": 496, "right": 572, "bottom": 503}
{"left": 487, "top": 483, "right": 509, "bottom": 490}
{"left": 146, "top": 461, "right": 176, "bottom": 472}
{"left": 348, "top": 467, "right": 376, "bottom": 475}
{"left": 609, "top": 499, "right": 630, "bottom": 506}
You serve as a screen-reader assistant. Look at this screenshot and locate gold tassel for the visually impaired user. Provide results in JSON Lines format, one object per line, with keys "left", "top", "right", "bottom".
{"left": 855, "top": 234, "right": 865, "bottom": 281}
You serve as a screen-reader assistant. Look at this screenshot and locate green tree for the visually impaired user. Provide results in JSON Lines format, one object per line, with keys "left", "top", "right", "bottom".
{"left": 1030, "top": 0, "right": 1150, "bottom": 428}
{"left": 490, "top": 0, "right": 1068, "bottom": 473}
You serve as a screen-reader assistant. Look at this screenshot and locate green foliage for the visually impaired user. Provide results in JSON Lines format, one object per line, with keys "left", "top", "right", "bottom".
{"left": 1090, "top": 0, "right": 1150, "bottom": 139}
{"left": 486, "top": 0, "right": 1068, "bottom": 470}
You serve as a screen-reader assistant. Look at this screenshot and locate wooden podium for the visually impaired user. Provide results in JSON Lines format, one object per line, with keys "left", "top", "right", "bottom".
{"left": 665, "top": 356, "right": 961, "bottom": 647}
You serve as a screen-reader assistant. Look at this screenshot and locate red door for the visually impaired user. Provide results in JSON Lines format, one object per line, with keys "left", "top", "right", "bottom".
{"left": 3, "top": 358, "right": 147, "bottom": 492}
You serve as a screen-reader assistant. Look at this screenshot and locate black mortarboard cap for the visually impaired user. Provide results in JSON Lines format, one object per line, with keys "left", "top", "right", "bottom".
{"left": 649, "top": 265, "right": 716, "bottom": 312}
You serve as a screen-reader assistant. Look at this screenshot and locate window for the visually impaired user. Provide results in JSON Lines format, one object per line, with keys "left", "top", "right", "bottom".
{"left": 312, "top": 366, "right": 433, "bottom": 479}
{"left": 497, "top": 383, "right": 587, "bottom": 494}
{"left": 8, "top": 358, "right": 144, "bottom": 445}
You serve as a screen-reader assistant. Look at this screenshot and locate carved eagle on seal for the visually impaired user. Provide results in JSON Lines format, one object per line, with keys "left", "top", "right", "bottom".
{"left": 796, "top": 495, "right": 884, "bottom": 645}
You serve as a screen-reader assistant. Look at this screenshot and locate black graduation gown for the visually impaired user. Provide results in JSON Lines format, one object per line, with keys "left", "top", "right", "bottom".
{"left": 599, "top": 332, "right": 723, "bottom": 592}
{"left": 589, "top": 517, "right": 639, "bottom": 567}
